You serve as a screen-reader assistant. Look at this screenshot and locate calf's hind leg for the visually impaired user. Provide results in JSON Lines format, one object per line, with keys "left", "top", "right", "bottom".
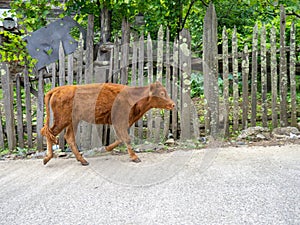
{"left": 65, "top": 125, "right": 89, "bottom": 166}
{"left": 43, "top": 138, "right": 54, "bottom": 165}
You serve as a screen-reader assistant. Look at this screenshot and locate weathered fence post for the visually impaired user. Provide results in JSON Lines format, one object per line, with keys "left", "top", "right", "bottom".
{"left": 24, "top": 67, "right": 33, "bottom": 148}
{"left": 112, "top": 36, "right": 120, "bottom": 83}
{"left": 80, "top": 14, "right": 94, "bottom": 150}
{"left": 163, "top": 28, "right": 171, "bottom": 138}
{"left": 203, "top": 3, "right": 219, "bottom": 138}
{"left": 16, "top": 74, "right": 24, "bottom": 148}
{"left": 261, "top": 25, "right": 268, "bottom": 127}
{"left": 58, "top": 41, "right": 65, "bottom": 150}
{"left": 67, "top": 53, "right": 74, "bottom": 85}
{"left": 120, "top": 19, "right": 130, "bottom": 85}
{"left": 77, "top": 33, "right": 84, "bottom": 84}
{"left": 179, "top": 29, "right": 192, "bottom": 140}
{"left": 242, "top": 44, "right": 249, "bottom": 129}
{"left": 270, "top": 26, "right": 278, "bottom": 128}
{"left": 251, "top": 24, "right": 258, "bottom": 127}
{"left": 137, "top": 34, "right": 145, "bottom": 142}
{"left": 0, "top": 63, "right": 16, "bottom": 150}
{"left": 0, "top": 105, "right": 4, "bottom": 149}
{"left": 37, "top": 70, "right": 44, "bottom": 151}
{"left": 130, "top": 34, "right": 138, "bottom": 140}
{"left": 290, "top": 22, "right": 296, "bottom": 127}
{"left": 232, "top": 26, "right": 239, "bottom": 131}
{"left": 147, "top": 33, "right": 154, "bottom": 139}
{"left": 172, "top": 39, "right": 179, "bottom": 139}
{"left": 154, "top": 25, "right": 164, "bottom": 142}
{"left": 279, "top": 5, "right": 287, "bottom": 127}
{"left": 222, "top": 26, "right": 229, "bottom": 136}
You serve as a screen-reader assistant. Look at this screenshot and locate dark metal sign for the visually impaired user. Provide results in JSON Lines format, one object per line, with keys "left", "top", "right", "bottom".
{"left": 24, "top": 16, "right": 86, "bottom": 70}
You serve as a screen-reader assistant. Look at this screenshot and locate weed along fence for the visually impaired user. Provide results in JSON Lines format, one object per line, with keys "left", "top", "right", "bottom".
{"left": 0, "top": 4, "right": 299, "bottom": 152}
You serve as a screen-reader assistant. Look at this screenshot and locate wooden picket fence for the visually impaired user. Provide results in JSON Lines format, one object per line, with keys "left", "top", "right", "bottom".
{"left": 0, "top": 4, "right": 299, "bottom": 151}
{"left": 203, "top": 3, "right": 299, "bottom": 137}
{"left": 0, "top": 16, "right": 199, "bottom": 151}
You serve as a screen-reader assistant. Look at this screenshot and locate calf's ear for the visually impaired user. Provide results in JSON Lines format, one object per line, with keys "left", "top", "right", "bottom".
{"left": 149, "top": 82, "right": 156, "bottom": 96}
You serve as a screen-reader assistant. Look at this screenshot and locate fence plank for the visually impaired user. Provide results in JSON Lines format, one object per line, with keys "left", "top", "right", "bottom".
{"left": 131, "top": 34, "right": 138, "bottom": 86}
{"left": 120, "top": 19, "right": 130, "bottom": 84}
{"left": 242, "top": 44, "right": 249, "bottom": 129}
{"left": 154, "top": 26, "right": 164, "bottom": 142}
{"left": 232, "top": 27, "right": 239, "bottom": 131}
{"left": 180, "top": 29, "right": 192, "bottom": 140}
{"left": 172, "top": 39, "right": 179, "bottom": 139}
{"left": 80, "top": 15, "right": 94, "bottom": 150}
{"left": 67, "top": 53, "right": 74, "bottom": 85}
{"left": 1, "top": 63, "right": 16, "bottom": 150}
{"left": 51, "top": 63, "right": 56, "bottom": 88}
{"left": 147, "top": 33, "right": 154, "bottom": 139}
{"left": 261, "top": 25, "right": 268, "bottom": 127}
{"left": 16, "top": 74, "right": 24, "bottom": 148}
{"left": 203, "top": 3, "right": 219, "bottom": 138}
{"left": 77, "top": 33, "right": 84, "bottom": 84}
{"left": 37, "top": 70, "right": 44, "bottom": 151}
{"left": 270, "top": 26, "right": 278, "bottom": 128}
{"left": 58, "top": 41, "right": 65, "bottom": 150}
{"left": 290, "top": 22, "right": 296, "bottom": 127}
{"left": 138, "top": 34, "right": 145, "bottom": 142}
{"left": 112, "top": 37, "right": 120, "bottom": 83}
{"left": 222, "top": 26, "right": 230, "bottom": 136}
{"left": 251, "top": 24, "right": 258, "bottom": 126}
{"left": 163, "top": 28, "right": 171, "bottom": 139}
{"left": 279, "top": 5, "right": 287, "bottom": 127}
{"left": 24, "top": 67, "right": 33, "bottom": 148}
{"left": 0, "top": 105, "right": 5, "bottom": 149}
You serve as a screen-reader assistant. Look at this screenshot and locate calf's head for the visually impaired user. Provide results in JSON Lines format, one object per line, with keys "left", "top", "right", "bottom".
{"left": 149, "top": 81, "right": 175, "bottom": 110}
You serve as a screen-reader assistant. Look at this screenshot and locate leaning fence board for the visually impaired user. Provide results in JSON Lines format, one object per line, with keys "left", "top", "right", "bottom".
{"left": 37, "top": 70, "right": 44, "bottom": 151}
{"left": 58, "top": 41, "right": 65, "bottom": 150}
{"left": 137, "top": 34, "right": 145, "bottom": 142}
{"left": 203, "top": 3, "right": 219, "bottom": 138}
{"left": 154, "top": 25, "right": 164, "bottom": 142}
{"left": 163, "top": 28, "right": 171, "bottom": 138}
{"left": 172, "top": 39, "right": 179, "bottom": 139}
{"left": 270, "top": 26, "right": 278, "bottom": 128}
{"left": 222, "top": 27, "right": 230, "bottom": 135}
{"left": 290, "top": 22, "right": 296, "bottom": 127}
{"left": 261, "top": 25, "right": 268, "bottom": 127}
{"left": 180, "top": 29, "right": 192, "bottom": 140}
{"left": 242, "top": 44, "right": 249, "bottom": 129}
{"left": 77, "top": 33, "right": 84, "bottom": 84}
{"left": 1, "top": 63, "right": 16, "bottom": 150}
{"left": 120, "top": 19, "right": 130, "bottom": 85}
{"left": 67, "top": 53, "right": 74, "bottom": 85}
{"left": 129, "top": 35, "right": 138, "bottom": 140}
{"left": 24, "top": 67, "right": 33, "bottom": 148}
{"left": 251, "top": 24, "right": 258, "bottom": 126}
{"left": 16, "top": 74, "right": 24, "bottom": 148}
{"left": 112, "top": 37, "right": 120, "bottom": 83}
{"left": 0, "top": 105, "right": 5, "bottom": 149}
{"left": 80, "top": 15, "right": 94, "bottom": 150}
{"left": 279, "top": 5, "right": 287, "bottom": 127}
{"left": 232, "top": 27, "right": 239, "bottom": 131}
{"left": 147, "top": 33, "right": 154, "bottom": 139}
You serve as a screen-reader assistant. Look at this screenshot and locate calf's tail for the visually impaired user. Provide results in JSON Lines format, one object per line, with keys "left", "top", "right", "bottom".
{"left": 40, "top": 90, "right": 58, "bottom": 144}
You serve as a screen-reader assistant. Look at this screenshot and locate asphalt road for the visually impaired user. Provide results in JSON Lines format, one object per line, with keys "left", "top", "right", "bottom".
{"left": 0, "top": 144, "right": 299, "bottom": 225}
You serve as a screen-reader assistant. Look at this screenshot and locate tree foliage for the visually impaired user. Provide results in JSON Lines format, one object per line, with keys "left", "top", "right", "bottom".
{"left": 0, "top": 0, "right": 299, "bottom": 68}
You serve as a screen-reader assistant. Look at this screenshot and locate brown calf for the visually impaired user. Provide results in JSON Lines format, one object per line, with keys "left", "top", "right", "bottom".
{"left": 41, "top": 81, "right": 175, "bottom": 165}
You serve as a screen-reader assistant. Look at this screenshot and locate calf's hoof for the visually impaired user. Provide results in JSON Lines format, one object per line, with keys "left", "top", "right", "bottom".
{"left": 131, "top": 157, "right": 141, "bottom": 163}
{"left": 80, "top": 160, "right": 89, "bottom": 166}
{"left": 43, "top": 157, "right": 50, "bottom": 165}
